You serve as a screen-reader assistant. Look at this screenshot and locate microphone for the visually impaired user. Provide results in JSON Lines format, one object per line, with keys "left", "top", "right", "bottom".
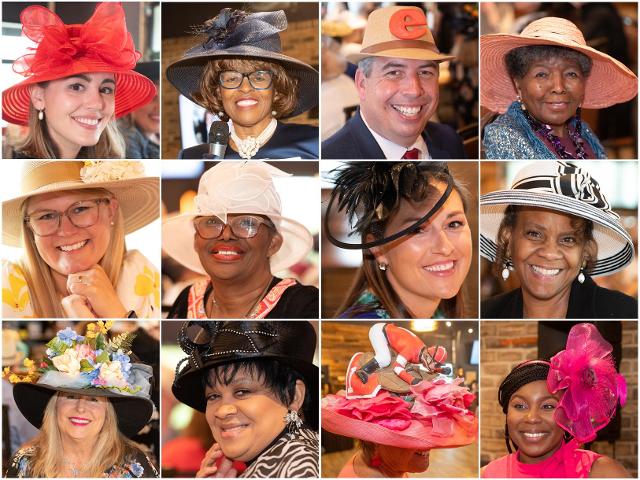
{"left": 202, "top": 121, "right": 229, "bottom": 159}
{"left": 433, "top": 365, "right": 452, "bottom": 376}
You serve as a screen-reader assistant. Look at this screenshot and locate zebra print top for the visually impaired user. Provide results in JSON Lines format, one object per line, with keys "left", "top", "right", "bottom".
{"left": 240, "top": 428, "right": 319, "bottom": 478}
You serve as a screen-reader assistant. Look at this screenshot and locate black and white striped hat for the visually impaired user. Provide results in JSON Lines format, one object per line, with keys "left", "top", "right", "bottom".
{"left": 481, "top": 161, "right": 634, "bottom": 277}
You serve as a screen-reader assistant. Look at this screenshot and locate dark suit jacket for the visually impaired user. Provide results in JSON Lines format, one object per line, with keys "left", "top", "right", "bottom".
{"left": 481, "top": 275, "right": 638, "bottom": 319}
{"left": 321, "top": 109, "right": 466, "bottom": 159}
{"left": 179, "top": 122, "right": 318, "bottom": 159}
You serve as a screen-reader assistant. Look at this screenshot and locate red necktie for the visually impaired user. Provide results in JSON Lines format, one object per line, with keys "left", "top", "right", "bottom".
{"left": 401, "top": 148, "right": 420, "bottom": 159}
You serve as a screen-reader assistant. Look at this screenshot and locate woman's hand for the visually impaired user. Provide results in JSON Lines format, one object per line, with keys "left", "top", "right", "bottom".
{"left": 66, "top": 265, "right": 127, "bottom": 318}
{"left": 61, "top": 294, "right": 96, "bottom": 318}
{"left": 196, "top": 443, "right": 238, "bottom": 478}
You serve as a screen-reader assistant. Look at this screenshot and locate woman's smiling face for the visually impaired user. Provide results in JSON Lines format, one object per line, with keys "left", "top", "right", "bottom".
{"left": 30, "top": 72, "right": 116, "bottom": 158}
{"left": 506, "top": 380, "right": 564, "bottom": 464}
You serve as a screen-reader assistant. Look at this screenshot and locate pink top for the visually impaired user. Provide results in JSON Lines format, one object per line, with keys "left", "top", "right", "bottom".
{"left": 337, "top": 454, "right": 409, "bottom": 478}
{"left": 482, "top": 440, "right": 601, "bottom": 478}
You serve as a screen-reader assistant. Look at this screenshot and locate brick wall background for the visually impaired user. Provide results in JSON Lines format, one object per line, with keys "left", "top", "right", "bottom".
{"left": 480, "top": 321, "right": 637, "bottom": 476}
{"left": 161, "top": 15, "right": 318, "bottom": 158}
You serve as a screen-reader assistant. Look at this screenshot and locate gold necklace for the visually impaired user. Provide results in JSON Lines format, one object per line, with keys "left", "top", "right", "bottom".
{"left": 207, "top": 278, "right": 273, "bottom": 318}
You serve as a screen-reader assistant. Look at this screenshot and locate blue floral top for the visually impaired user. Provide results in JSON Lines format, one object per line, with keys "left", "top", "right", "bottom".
{"left": 338, "top": 291, "right": 445, "bottom": 319}
{"left": 6, "top": 446, "right": 158, "bottom": 478}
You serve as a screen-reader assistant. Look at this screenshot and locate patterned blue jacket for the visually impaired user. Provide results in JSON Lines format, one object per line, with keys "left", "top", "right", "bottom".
{"left": 483, "top": 101, "right": 606, "bottom": 159}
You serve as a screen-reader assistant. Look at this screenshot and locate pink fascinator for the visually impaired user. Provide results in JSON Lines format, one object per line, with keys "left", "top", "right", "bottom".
{"left": 547, "top": 323, "right": 627, "bottom": 443}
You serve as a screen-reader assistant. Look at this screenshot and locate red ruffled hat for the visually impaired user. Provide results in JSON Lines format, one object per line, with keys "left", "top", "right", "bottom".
{"left": 322, "top": 353, "right": 478, "bottom": 450}
{"left": 3, "top": 2, "right": 156, "bottom": 126}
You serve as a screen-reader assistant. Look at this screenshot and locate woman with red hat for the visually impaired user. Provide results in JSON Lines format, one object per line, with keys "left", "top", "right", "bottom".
{"left": 3, "top": 2, "right": 156, "bottom": 159}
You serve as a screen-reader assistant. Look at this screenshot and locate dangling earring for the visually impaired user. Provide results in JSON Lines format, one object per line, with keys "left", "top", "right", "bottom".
{"left": 284, "top": 410, "right": 303, "bottom": 434}
{"left": 38, "top": 109, "right": 44, "bottom": 121}
{"left": 578, "top": 260, "right": 586, "bottom": 284}
{"left": 378, "top": 262, "right": 388, "bottom": 271}
{"left": 501, "top": 262, "right": 510, "bottom": 281}
{"left": 516, "top": 94, "right": 526, "bottom": 111}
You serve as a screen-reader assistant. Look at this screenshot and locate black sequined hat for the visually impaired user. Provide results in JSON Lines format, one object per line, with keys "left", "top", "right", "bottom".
{"left": 172, "top": 321, "right": 318, "bottom": 413}
{"left": 166, "top": 9, "right": 319, "bottom": 118}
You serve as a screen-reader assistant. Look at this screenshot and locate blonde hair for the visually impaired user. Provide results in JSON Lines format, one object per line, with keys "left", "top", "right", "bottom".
{"left": 27, "top": 394, "right": 136, "bottom": 477}
{"left": 19, "top": 188, "right": 126, "bottom": 318}
{"left": 17, "top": 103, "right": 125, "bottom": 159}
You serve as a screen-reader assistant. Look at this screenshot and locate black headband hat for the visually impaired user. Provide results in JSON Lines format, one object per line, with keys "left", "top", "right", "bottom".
{"left": 324, "top": 162, "right": 454, "bottom": 250}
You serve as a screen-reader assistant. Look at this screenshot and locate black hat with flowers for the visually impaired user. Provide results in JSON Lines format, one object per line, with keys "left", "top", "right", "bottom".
{"left": 7, "top": 322, "right": 154, "bottom": 438}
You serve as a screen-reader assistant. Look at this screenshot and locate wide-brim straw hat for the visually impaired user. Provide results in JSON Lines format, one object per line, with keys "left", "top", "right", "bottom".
{"left": 166, "top": 9, "right": 318, "bottom": 118}
{"left": 14, "top": 378, "right": 154, "bottom": 438}
{"left": 173, "top": 321, "right": 318, "bottom": 415}
{"left": 481, "top": 17, "right": 638, "bottom": 114}
{"left": 162, "top": 161, "right": 313, "bottom": 275}
{"left": 3, "top": 161, "right": 159, "bottom": 247}
{"left": 347, "top": 6, "right": 455, "bottom": 64}
{"left": 480, "top": 161, "right": 634, "bottom": 277}
{"left": 2, "top": 3, "right": 156, "bottom": 126}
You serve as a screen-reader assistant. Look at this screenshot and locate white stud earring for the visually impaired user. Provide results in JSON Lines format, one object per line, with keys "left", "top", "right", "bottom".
{"left": 218, "top": 111, "right": 225, "bottom": 118}
{"left": 38, "top": 109, "right": 44, "bottom": 121}
{"left": 271, "top": 110, "right": 277, "bottom": 116}
{"left": 378, "top": 263, "right": 388, "bottom": 271}
{"left": 110, "top": 221, "right": 115, "bottom": 226}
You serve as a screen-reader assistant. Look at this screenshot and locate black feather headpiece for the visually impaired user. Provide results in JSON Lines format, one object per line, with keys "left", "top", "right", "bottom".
{"left": 324, "top": 162, "right": 453, "bottom": 250}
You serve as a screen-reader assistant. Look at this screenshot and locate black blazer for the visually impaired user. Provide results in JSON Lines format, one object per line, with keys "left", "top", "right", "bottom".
{"left": 321, "top": 109, "right": 466, "bottom": 159}
{"left": 178, "top": 122, "right": 319, "bottom": 159}
{"left": 481, "top": 275, "right": 638, "bottom": 319}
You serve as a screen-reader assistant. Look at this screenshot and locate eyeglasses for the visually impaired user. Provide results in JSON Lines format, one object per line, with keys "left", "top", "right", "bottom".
{"left": 218, "top": 70, "right": 274, "bottom": 90}
{"left": 24, "top": 198, "right": 111, "bottom": 237}
{"left": 194, "top": 215, "right": 274, "bottom": 239}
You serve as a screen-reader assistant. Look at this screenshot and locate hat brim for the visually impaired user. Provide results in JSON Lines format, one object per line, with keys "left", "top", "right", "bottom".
{"left": 13, "top": 382, "right": 153, "bottom": 438}
{"left": 3, "top": 69, "right": 156, "bottom": 126}
{"left": 480, "top": 33, "right": 638, "bottom": 113}
{"left": 321, "top": 397, "right": 477, "bottom": 450}
{"left": 480, "top": 190, "right": 635, "bottom": 276}
{"left": 3, "top": 176, "right": 160, "bottom": 247}
{"left": 172, "top": 355, "right": 318, "bottom": 414}
{"left": 347, "top": 49, "right": 454, "bottom": 64}
{"left": 166, "top": 50, "right": 319, "bottom": 118}
{"left": 161, "top": 212, "right": 312, "bottom": 275}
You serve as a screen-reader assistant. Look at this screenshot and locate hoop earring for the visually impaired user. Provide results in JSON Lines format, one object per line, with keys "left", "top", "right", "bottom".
{"left": 378, "top": 263, "right": 388, "bottom": 272}
{"left": 284, "top": 409, "right": 303, "bottom": 434}
{"left": 38, "top": 109, "right": 44, "bottom": 121}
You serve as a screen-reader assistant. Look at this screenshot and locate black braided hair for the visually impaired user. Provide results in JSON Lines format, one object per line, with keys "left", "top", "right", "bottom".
{"left": 498, "top": 361, "right": 550, "bottom": 453}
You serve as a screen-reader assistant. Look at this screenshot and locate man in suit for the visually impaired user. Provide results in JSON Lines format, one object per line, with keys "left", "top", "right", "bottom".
{"left": 322, "top": 6, "right": 467, "bottom": 159}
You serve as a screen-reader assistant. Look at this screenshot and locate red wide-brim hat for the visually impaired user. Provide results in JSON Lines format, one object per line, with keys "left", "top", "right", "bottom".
{"left": 2, "top": 2, "right": 156, "bottom": 126}
{"left": 322, "top": 378, "right": 478, "bottom": 450}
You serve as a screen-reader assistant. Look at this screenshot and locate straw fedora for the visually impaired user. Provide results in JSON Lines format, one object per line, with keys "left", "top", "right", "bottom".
{"left": 480, "top": 161, "right": 634, "bottom": 277}
{"left": 481, "top": 17, "right": 638, "bottom": 114}
{"left": 347, "top": 6, "right": 454, "bottom": 64}
{"left": 162, "top": 161, "right": 313, "bottom": 275}
{"left": 166, "top": 9, "right": 318, "bottom": 119}
{"left": 2, "top": 161, "right": 159, "bottom": 247}
{"left": 3, "top": 3, "right": 156, "bottom": 126}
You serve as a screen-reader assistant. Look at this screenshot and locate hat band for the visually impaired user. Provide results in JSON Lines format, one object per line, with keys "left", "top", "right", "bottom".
{"left": 21, "top": 162, "right": 83, "bottom": 194}
{"left": 361, "top": 39, "right": 439, "bottom": 55}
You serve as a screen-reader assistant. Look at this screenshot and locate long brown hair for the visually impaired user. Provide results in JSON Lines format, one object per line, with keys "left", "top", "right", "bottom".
{"left": 336, "top": 173, "right": 471, "bottom": 319}
{"left": 19, "top": 188, "right": 126, "bottom": 317}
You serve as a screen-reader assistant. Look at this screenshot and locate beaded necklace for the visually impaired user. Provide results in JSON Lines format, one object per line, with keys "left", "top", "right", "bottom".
{"left": 523, "top": 108, "right": 587, "bottom": 159}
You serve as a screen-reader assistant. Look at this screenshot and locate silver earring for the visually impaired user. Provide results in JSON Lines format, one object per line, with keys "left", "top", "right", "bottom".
{"left": 516, "top": 94, "right": 526, "bottom": 111}
{"left": 502, "top": 265, "right": 510, "bottom": 281}
{"left": 284, "top": 410, "right": 303, "bottom": 434}
{"left": 378, "top": 263, "right": 388, "bottom": 271}
{"left": 38, "top": 109, "right": 44, "bottom": 121}
{"left": 578, "top": 261, "right": 586, "bottom": 284}
{"left": 218, "top": 111, "right": 225, "bottom": 118}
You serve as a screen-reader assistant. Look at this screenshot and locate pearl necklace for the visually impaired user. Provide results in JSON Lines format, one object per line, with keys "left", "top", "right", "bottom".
{"left": 230, "top": 118, "right": 278, "bottom": 159}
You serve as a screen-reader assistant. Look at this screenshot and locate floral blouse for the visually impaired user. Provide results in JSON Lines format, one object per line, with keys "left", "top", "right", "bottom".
{"left": 6, "top": 446, "right": 159, "bottom": 478}
{"left": 2, "top": 250, "right": 160, "bottom": 318}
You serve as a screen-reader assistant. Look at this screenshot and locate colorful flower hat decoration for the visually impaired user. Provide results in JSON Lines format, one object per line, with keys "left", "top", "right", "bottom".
{"left": 4, "top": 321, "right": 154, "bottom": 438}
{"left": 322, "top": 352, "right": 477, "bottom": 450}
{"left": 547, "top": 323, "right": 627, "bottom": 443}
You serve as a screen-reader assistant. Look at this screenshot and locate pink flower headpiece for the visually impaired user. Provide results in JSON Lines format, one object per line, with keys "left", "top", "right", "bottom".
{"left": 548, "top": 323, "right": 627, "bottom": 443}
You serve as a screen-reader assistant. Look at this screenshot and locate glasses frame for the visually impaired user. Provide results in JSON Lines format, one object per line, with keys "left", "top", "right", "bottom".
{"left": 217, "top": 70, "right": 275, "bottom": 90}
{"left": 194, "top": 214, "right": 275, "bottom": 239}
{"left": 24, "top": 198, "right": 112, "bottom": 237}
